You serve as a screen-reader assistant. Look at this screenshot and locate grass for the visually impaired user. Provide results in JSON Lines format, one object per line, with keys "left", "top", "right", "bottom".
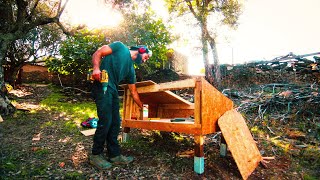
{"left": 40, "top": 87, "right": 97, "bottom": 125}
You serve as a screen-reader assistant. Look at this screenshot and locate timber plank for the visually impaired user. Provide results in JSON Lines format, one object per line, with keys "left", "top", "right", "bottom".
{"left": 122, "top": 119, "right": 202, "bottom": 135}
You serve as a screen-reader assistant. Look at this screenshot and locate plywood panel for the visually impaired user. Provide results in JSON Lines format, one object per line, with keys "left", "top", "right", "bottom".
{"left": 200, "top": 78, "right": 233, "bottom": 134}
{"left": 139, "top": 91, "right": 193, "bottom": 105}
{"left": 218, "top": 109, "right": 262, "bottom": 180}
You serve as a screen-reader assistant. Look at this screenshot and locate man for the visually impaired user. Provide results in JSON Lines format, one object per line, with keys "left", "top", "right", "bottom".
{"left": 90, "top": 41, "right": 152, "bottom": 170}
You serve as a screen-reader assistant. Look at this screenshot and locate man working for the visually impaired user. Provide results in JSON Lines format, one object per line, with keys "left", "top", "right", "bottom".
{"left": 90, "top": 41, "right": 152, "bottom": 170}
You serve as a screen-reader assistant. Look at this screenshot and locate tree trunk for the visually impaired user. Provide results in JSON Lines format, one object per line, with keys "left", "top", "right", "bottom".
{"left": 0, "top": 38, "right": 16, "bottom": 116}
{"left": 200, "top": 21, "right": 215, "bottom": 86}
{"left": 207, "top": 36, "right": 221, "bottom": 88}
{"left": 7, "top": 64, "right": 23, "bottom": 88}
{"left": 0, "top": 0, "right": 69, "bottom": 116}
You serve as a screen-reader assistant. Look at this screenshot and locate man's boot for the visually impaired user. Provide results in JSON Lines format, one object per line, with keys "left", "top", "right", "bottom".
{"left": 90, "top": 154, "right": 112, "bottom": 170}
{"left": 109, "top": 155, "right": 133, "bottom": 165}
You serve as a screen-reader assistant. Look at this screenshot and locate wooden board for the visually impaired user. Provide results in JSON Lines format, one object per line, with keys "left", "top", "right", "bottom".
{"left": 80, "top": 129, "right": 96, "bottom": 136}
{"left": 139, "top": 91, "right": 193, "bottom": 105}
{"left": 119, "top": 80, "right": 156, "bottom": 89}
{"left": 122, "top": 119, "right": 202, "bottom": 135}
{"left": 218, "top": 109, "right": 262, "bottom": 180}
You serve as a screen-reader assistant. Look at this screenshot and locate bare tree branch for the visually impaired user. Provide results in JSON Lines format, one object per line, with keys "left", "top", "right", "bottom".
{"left": 26, "top": 0, "right": 40, "bottom": 21}
{"left": 57, "top": 0, "right": 69, "bottom": 18}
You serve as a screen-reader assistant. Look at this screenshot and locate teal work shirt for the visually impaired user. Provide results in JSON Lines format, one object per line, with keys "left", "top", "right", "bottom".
{"left": 100, "top": 41, "right": 136, "bottom": 91}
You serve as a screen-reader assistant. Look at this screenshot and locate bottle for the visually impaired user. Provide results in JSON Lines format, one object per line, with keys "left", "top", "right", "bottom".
{"left": 143, "top": 104, "right": 148, "bottom": 120}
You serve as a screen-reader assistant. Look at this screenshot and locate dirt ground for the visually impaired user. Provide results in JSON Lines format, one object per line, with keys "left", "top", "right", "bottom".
{"left": 0, "top": 84, "right": 318, "bottom": 179}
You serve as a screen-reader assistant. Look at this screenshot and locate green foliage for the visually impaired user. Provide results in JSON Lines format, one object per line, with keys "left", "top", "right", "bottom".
{"left": 49, "top": 5, "right": 174, "bottom": 77}
{"left": 128, "top": 13, "right": 172, "bottom": 69}
{"left": 65, "top": 171, "right": 85, "bottom": 179}
{"left": 109, "top": 10, "right": 175, "bottom": 75}
{"left": 46, "top": 30, "right": 107, "bottom": 75}
{"left": 165, "top": 0, "right": 242, "bottom": 27}
{"left": 34, "top": 148, "right": 50, "bottom": 157}
{"left": 0, "top": 0, "right": 67, "bottom": 87}
{"left": 1, "top": 160, "right": 17, "bottom": 171}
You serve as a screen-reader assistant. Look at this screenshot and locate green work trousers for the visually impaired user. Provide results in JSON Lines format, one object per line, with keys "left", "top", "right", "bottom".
{"left": 91, "top": 81, "right": 121, "bottom": 158}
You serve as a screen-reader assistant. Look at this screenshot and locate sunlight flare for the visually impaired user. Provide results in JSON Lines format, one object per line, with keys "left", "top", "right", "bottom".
{"left": 62, "top": 0, "right": 123, "bottom": 29}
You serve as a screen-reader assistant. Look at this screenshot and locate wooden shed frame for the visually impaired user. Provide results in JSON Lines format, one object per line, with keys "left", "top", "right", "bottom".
{"left": 120, "top": 77, "right": 234, "bottom": 174}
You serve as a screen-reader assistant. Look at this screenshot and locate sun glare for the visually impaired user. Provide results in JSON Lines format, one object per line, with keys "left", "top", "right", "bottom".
{"left": 63, "top": 0, "right": 123, "bottom": 29}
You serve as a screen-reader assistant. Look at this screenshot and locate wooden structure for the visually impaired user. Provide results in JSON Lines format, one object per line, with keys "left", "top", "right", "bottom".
{"left": 121, "top": 77, "right": 232, "bottom": 173}
{"left": 121, "top": 77, "right": 261, "bottom": 178}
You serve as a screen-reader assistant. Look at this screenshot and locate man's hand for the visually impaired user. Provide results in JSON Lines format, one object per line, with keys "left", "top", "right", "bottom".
{"left": 128, "top": 84, "right": 143, "bottom": 109}
{"left": 92, "top": 69, "right": 101, "bottom": 81}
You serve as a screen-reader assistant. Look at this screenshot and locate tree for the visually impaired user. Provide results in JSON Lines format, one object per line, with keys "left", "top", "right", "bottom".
{"left": 0, "top": 0, "right": 70, "bottom": 115}
{"left": 104, "top": 0, "right": 175, "bottom": 76}
{"left": 115, "top": 11, "right": 174, "bottom": 76}
{"left": 4, "top": 24, "right": 63, "bottom": 87}
{"left": 48, "top": 5, "right": 174, "bottom": 81}
{"left": 165, "top": 0, "right": 242, "bottom": 87}
{"left": 46, "top": 29, "right": 107, "bottom": 75}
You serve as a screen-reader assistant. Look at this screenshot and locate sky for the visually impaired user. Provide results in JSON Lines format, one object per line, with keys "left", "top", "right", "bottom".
{"left": 62, "top": 0, "right": 320, "bottom": 75}
{"left": 229, "top": 0, "right": 320, "bottom": 63}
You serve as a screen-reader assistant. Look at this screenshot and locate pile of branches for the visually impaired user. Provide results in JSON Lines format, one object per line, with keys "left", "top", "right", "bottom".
{"left": 220, "top": 53, "right": 320, "bottom": 88}
{"left": 223, "top": 83, "right": 320, "bottom": 121}
{"left": 247, "top": 53, "right": 320, "bottom": 73}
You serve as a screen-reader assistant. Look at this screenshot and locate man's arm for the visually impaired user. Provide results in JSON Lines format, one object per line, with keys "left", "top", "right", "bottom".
{"left": 128, "top": 84, "right": 143, "bottom": 109}
{"left": 92, "top": 45, "right": 113, "bottom": 81}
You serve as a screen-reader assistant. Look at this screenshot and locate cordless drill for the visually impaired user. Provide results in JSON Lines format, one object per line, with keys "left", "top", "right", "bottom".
{"left": 87, "top": 69, "right": 109, "bottom": 94}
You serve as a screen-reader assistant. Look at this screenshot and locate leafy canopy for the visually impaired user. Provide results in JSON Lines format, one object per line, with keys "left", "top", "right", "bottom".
{"left": 48, "top": 8, "right": 174, "bottom": 77}
{"left": 46, "top": 30, "right": 106, "bottom": 75}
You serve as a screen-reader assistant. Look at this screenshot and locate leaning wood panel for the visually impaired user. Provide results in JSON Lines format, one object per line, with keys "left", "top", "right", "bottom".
{"left": 218, "top": 109, "right": 262, "bottom": 180}
{"left": 122, "top": 119, "right": 202, "bottom": 135}
{"left": 200, "top": 78, "right": 233, "bottom": 134}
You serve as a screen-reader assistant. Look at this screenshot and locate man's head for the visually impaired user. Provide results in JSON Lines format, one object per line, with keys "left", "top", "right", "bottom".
{"left": 130, "top": 45, "right": 152, "bottom": 65}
